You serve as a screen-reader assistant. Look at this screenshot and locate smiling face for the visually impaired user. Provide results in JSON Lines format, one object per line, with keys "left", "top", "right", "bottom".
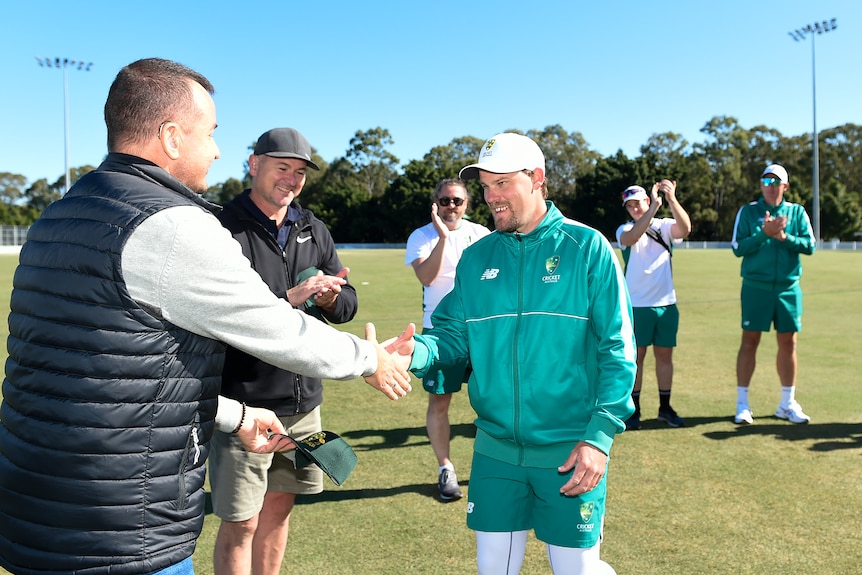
{"left": 624, "top": 197, "right": 650, "bottom": 221}
{"left": 479, "top": 168, "right": 547, "bottom": 234}
{"left": 248, "top": 155, "right": 309, "bottom": 220}
{"left": 434, "top": 183, "right": 469, "bottom": 228}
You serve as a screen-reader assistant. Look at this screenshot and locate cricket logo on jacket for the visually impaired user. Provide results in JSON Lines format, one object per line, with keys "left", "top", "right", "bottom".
{"left": 542, "top": 255, "right": 561, "bottom": 284}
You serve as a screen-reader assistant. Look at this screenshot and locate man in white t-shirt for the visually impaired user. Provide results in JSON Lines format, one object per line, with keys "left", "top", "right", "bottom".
{"left": 405, "top": 178, "right": 491, "bottom": 500}
{"left": 616, "top": 181, "right": 691, "bottom": 431}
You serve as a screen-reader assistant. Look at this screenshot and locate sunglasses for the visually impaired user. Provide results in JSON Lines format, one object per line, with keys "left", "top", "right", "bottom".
{"left": 437, "top": 197, "right": 465, "bottom": 207}
{"left": 761, "top": 177, "right": 783, "bottom": 187}
{"left": 621, "top": 189, "right": 642, "bottom": 201}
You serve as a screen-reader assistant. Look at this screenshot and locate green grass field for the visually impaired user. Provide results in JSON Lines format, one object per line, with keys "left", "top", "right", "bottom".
{"left": 1, "top": 249, "right": 860, "bottom": 575}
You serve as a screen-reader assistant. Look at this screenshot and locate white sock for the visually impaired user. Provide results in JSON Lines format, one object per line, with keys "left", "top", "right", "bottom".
{"left": 439, "top": 463, "right": 454, "bottom": 474}
{"left": 736, "top": 387, "right": 750, "bottom": 408}
{"left": 780, "top": 386, "right": 795, "bottom": 408}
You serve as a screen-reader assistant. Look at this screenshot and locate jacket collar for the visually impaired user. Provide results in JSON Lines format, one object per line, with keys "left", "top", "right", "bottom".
{"left": 99, "top": 152, "right": 221, "bottom": 216}
{"left": 497, "top": 201, "right": 562, "bottom": 247}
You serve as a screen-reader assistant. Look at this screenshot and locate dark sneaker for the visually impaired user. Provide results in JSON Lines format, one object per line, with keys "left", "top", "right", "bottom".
{"left": 657, "top": 407, "right": 685, "bottom": 428}
{"left": 625, "top": 414, "right": 642, "bottom": 431}
{"left": 438, "top": 468, "right": 463, "bottom": 501}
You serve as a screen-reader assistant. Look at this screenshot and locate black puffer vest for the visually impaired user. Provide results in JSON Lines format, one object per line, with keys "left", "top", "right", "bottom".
{"left": 0, "top": 154, "right": 225, "bottom": 575}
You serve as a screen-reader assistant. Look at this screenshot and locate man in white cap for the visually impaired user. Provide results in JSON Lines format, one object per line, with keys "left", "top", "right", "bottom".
{"left": 401, "top": 133, "right": 635, "bottom": 574}
{"left": 731, "top": 164, "right": 815, "bottom": 425}
{"left": 616, "top": 180, "right": 691, "bottom": 430}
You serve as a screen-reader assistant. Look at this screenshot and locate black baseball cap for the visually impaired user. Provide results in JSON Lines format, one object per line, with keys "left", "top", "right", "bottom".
{"left": 253, "top": 128, "right": 320, "bottom": 170}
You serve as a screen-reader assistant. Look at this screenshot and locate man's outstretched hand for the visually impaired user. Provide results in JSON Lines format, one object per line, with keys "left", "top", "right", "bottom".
{"left": 363, "top": 322, "right": 415, "bottom": 400}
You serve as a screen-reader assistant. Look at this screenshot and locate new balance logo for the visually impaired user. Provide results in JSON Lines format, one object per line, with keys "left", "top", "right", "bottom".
{"left": 480, "top": 268, "right": 499, "bottom": 280}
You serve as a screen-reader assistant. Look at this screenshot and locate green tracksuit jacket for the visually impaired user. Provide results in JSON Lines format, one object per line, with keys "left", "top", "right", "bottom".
{"left": 731, "top": 197, "right": 816, "bottom": 290}
{"left": 410, "top": 202, "right": 636, "bottom": 468}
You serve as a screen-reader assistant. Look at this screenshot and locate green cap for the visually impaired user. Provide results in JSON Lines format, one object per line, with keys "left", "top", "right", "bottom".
{"left": 288, "top": 431, "right": 357, "bottom": 486}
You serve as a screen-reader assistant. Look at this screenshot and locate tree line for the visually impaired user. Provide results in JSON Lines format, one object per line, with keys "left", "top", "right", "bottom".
{"left": 3, "top": 117, "right": 861, "bottom": 242}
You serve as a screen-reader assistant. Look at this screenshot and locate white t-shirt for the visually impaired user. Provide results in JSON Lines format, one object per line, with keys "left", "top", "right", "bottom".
{"left": 405, "top": 220, "right": 491, "bottom": 328}
{"left": 615, "top": 218, "right": 682, "bottom": 308}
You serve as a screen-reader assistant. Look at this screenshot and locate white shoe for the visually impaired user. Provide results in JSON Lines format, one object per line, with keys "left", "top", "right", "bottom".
{"left": 734, "top": 406, "right": 754, "bottom": 425}
{"left": 775, "top": 401, "right": 810, "bottom": 424}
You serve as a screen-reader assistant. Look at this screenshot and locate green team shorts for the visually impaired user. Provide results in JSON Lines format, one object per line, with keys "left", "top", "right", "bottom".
{"left": 632, "top": 304, "right": 679, "bottom": 348}
{"left": 208, "top": 406, "right": 324, "bottom": 522}
{"left": 421, "top": 327, "right": 470, "bottom": 394}
{"left": 466, "top": 452, "right": 606, "bottom": 548}
{"left": 740, "top": 283, "right": 802, "bottom": 333}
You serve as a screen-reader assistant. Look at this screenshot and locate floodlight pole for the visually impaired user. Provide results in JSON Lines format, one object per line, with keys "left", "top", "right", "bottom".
{"left": 788, "top": 18, "right": 836, "bottom": 244}
{"left": 35, "top": 57, "right": 93, "bottom": 194}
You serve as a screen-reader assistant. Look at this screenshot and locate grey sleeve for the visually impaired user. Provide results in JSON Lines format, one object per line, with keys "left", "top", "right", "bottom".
{"left": 121, "top": 206, "right": 378, "bottom": 379}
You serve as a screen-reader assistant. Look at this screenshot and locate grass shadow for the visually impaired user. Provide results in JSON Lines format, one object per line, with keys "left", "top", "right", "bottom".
{"left": 340, "top": 422, "right": 476, "bottom": 451}
{"left": 294, "top": 480, "right": 470, "bottom": 505}
{"left": 703, "top": 420, "right": 862, "bottom": 452}
{"left": 625, "top": 415, "right": 730, "bottom": 430}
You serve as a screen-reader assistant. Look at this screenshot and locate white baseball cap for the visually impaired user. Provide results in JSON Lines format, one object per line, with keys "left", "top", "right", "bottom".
{"left": 621, "top": 185, "right": 648, "bottom": 206}
{"left": 459, "top": 133, "right": 545, "bottom": 180}
{"left": 761, "top": 164, "right": 789, "bottom": 184}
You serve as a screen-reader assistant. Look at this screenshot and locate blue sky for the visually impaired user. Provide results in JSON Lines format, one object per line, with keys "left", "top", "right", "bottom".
{"left": 1, "top": 0, "right": 859, "bottom": 189}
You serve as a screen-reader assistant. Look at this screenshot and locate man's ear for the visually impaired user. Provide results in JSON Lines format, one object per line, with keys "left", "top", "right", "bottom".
{"left": 532, "top": 167, "right": 545, "bottom": 190}
{"left": 159, "top": 122, "right": 182, "bottom": 160}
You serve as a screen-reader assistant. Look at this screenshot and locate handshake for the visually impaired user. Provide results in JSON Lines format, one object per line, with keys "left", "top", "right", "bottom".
{"left": 362, "top": 322, "right": 417, "bottom": 400}
{"left": 234, "top": 322, "right": 417, "bottom": 456}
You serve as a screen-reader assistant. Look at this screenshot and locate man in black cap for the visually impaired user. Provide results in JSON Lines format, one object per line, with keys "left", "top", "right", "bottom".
{"left": 209, "top": 128, "right": 359, "bottom": 575}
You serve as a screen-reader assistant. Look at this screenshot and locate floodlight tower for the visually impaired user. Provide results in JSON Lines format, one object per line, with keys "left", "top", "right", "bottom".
{"left": 787, "top": 18, "right": 837, "bottom": 244}
{"left": 35, "top": 57, "right": 94, "bottom": 194}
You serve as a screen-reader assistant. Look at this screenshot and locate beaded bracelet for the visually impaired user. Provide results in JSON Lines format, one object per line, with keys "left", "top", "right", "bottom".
{"left": 231, "top": 402, "right": 247, "bottom": 434}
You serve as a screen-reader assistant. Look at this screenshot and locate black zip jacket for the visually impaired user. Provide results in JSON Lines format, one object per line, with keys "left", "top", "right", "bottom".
{"left": 217, "top": 191, "right": 358, "bottom": 415}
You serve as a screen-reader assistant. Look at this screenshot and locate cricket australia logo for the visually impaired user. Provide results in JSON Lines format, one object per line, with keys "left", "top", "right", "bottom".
{"left": 480, "top": 139, "right": 497, "bottom": 158}
{"left": 542, "top": 255, "right": 561, "bottom": 284}
{"left": 579, "top": 501, "right": 594, "bottom": 523}
{"left": 577, "top": 501, "right": 596, "bottom": 533}
{"left": 480, "top": 268, "right": 499, "bottom": 280}
{"left": 301, "top": 432, "right": 328, "bottom": 448}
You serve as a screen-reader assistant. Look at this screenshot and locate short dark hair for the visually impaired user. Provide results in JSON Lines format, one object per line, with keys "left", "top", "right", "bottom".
{"left": 104, "top": 58, "right": 215, "bottom": 151}
{"left": 433, "top": 178, "right": 469, "bottom": 201}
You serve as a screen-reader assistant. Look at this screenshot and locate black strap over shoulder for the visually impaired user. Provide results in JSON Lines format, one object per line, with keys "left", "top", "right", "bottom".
{"left": 645, "top": 227, "right": 672, "bottom": 257}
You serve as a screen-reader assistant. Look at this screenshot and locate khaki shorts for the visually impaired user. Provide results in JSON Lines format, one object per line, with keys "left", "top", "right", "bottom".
{"left": 208, "top": 406, "right": 324, "bottom": 522}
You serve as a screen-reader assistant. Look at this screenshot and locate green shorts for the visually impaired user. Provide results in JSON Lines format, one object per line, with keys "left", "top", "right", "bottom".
{"left": 632, "top": 304, "right": 679, "bottom": 348}
{"left": 421, "top": 327, "right": 470, "bottom": 394}
{"left": 466, "top": 452, "right": 606, "bottom": 548}
{"left": 208, "top": 406, "right": 324, "bottom": 522}
{"left": 740, "top": 283, "right": 802, "bottom": 333}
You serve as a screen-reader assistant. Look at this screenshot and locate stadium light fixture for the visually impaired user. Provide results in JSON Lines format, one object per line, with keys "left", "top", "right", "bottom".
{"left": 35, "top": 57, "right": 94, "bottom": 194}
{"left": 787, "top": 18, "right": 837, "bottom": 244}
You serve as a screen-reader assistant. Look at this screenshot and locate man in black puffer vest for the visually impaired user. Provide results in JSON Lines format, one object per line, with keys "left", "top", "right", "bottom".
{"left": 0, "top": 58, "right": 414, "bottom": 575}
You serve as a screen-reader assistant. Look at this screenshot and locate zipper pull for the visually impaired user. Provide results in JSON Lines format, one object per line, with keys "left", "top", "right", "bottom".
{"left": 192, "top": 427, "right": 201, "bottom": 465}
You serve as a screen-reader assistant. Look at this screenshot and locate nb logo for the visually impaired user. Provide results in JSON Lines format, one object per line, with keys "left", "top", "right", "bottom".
{"left": 480, "top": 268, "right": 499, "bottom": 280}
